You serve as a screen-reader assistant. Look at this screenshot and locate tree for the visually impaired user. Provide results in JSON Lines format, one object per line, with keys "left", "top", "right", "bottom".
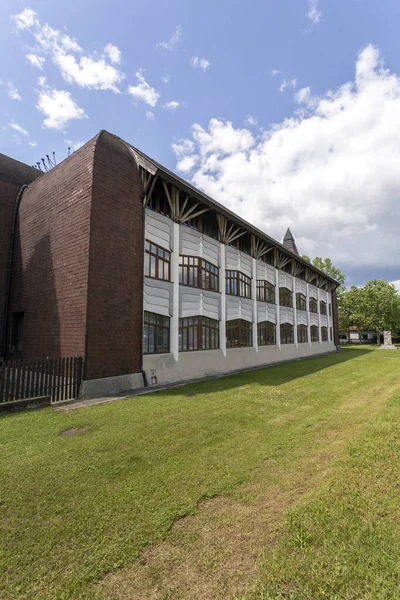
{"left": 339, "top": 279, "right": 400, "bottom": 341}
{"left": 301, "top": 255, "right": 346, "bottom": 299}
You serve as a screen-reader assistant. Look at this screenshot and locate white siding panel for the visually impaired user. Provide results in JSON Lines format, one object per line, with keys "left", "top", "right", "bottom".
{"left": 320, "top": 289, "right": 328, "bottom": 302}
{"left": 239, "top": 252, "right": 252, "bottom": 276}
{"left": 297, "top": 310, "right": 308, "bottom": 325}
{"left": 310, "top": 313, "right": 319, "bottom": 326}
{"left": 241, "top": 298, "right": 253, "bottom": 322}
{"left": 256, "top": 261, "right": 267, "bottom": 280}
{"left": 202, "top": 291, "right": 220, "bottom": 320}
{"left": 180, "top": 287, "right": 202, "bottom": 317}
{"left": 280, "top": 307, "right": 294, "bottom": 324}
{"left": 203, "top": 237, "right": 220, "bottom": 265}
{"left": 266, "top": 265, "right": 276, "bottom": 285}
{"left": 321, "top": 315, "right": 328, "bottom": 327}
{"left": 279, "top": 272, "right": 293, "bottom": 291}
{"left": 180, "top": 226, "right": 201, "bottom": 256}
{"left": 226, "top": 247, "right": 252, "bottom": 276}
{"left": 257, "top": 302, "right": 277, "bottom": 324}
{"left": 309, "top": 284, "right": 318, "bottom": 299}
{"left": 145, "top": 209, "right": 172, "bottom": 250}
{"left": 144, "top": 279, "right": 172, "bottom": 317}
{"left": 226, "top": 297, "right": 253, "bottom": 322}
{"left": 296, "top": 280, "right": 307, "bottom": 295}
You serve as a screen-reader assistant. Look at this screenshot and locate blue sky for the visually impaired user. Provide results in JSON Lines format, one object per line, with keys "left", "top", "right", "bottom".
{"left": 2, "top": 0, "right": 400, "bottom": 288}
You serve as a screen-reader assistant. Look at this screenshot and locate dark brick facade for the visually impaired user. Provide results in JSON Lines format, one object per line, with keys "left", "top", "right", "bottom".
{"left": 0, "top": 155, "right": 41, "bottom": 356}
{"left": 5, "top": 132, "right": 144, "bottom": 380}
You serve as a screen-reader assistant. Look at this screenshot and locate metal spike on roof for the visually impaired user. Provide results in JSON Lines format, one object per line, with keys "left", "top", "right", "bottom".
{"left": 282, "top": 228, "right": 299, "bottom": 255}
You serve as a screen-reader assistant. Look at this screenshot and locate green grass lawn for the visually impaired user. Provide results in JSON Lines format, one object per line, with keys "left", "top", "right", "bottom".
{"left": 1, "top": 347, "right": 400, "bottom": 599}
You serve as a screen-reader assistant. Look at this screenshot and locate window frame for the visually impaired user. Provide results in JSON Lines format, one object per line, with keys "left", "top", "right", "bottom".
{"left": 179, "top": 255, "right": 219, "bottom": 292}
{"left": 256, "top": 280, "right": 275, "bottom": 304}
{"left": 144, "top": 240, "right": 171, "bottom": 282}
{"left": 311, "top": 325, "right": 319, "bottom": 342}
{"left": 279, "top": 287, "right": 293, "bottom": 308}
{"left": 226, "top": 319, "right": 252, "bottom": 348}
{"left": 257, "top": 321, "right": 276, "bottom": 346}
{"left": 296, "top": 293, "right": 307, "bottom": 311}
{"left": 309, "top": 297, "right": 318, "bottom": 314}
{"left": 179, "top": 316, "right": 220, "bottom": 352}
{"left": 297, "top": 324, "right": 308, "bottom": 344}
{"left": 280, "top": 322, "right": 294, "bottom": 345}
{"left": 226, "top": 271, "right": 252, "bottom": 299}
{"left": 321, "top": 326, "right": 328, "bottom": 342}
{"left": 143, "top": 311, "right": 170, "bottom": 355}
{"left": 320, "top": 300, "right": 327, "bottom": 315}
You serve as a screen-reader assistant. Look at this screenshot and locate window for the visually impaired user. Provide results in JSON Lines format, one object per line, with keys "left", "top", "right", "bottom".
{"left": 145, "top": 241, "right": 170, "bottom": 281}
{"left": 257, "top": 321, "right": 276, "bottom": 346}
{"left": 321, "top": 326, "right": 328, "bottom": 341}
{"left": 226, "top": 319, "right": 252, "bottom": 348}
{"left": 148, "top": 188, "right": 171, "bottom": 217}
{"left": 330, "top": 327, "right": 333, "bottom": 341}
{"left": 260, "top": 251, "right": 275, "bottom": 267}
{"left": 309, "top": 297, "right": 318, "bottom": 313}
{"left": 179, "top": 317, "right": 219, "bottom": 352}
{"left": 143, "top": 312, "right": 170, "bottom": 354}
{"left": 179, "top": 256, "right": 219, "bottom": 291}
{"left": 329, "top": 303, "right": 332, "bottom": 317}
{"left": 279, "top": 287, "right": 293, "bottom": 307}
{"left": 11, "top": 312, "right": 24, "bottom": 352}
{"left": 282, "top": 261, "right": 293, "bottom": 274}
{"left": 297, "top": 324, "right": 308, "bottom": 343}
{"left": 320, "top": 301, "right": 327, "bottom": 315}
{"left": 226, "top": 271, "right": 251, "bottom": 298}
{"left": 280, "top": 323, "right": 294, "bottom": 344}
{"left": 296, "top": 293, "right": 307, "bottom": 311}
{"left": 311, "top": 325, "right": 319, "bottom": 342}
{"left": 257, "top": 280, "right": 275, "bottom": 304}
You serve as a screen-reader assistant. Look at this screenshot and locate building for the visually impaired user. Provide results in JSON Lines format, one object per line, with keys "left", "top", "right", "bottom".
{"left": 0, "top": 131, "right": 340, "bottom": 398}
{"left": 339, "top": 328, "right": 377, "bottom": 344}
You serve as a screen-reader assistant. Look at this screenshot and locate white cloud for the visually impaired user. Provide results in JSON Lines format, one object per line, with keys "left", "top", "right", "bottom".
{"left": 9, "top": 121, "right": 29, "bottom": 137}
{"left": 156, "top": 25, "right": 182, "bottom": 50}
{"left": 13, "top": 8, "right": 38, "bottom": 30}
{"left": 245, "top": 115, "right": 257, "bottom": 127}
{"left": 127, "top": 72, "right": 159, "bottom": 107}
{"left": 307, "top": 0, "right": 322, "bottom": 25}
{"left": 36, "top": 81, "right": 86, "bottom": 129}
{"left": 295, "top": 86, "right": 312, "bottom": 104}
{"left": 190, "top": 56, "right": 210, "bottom": 71}
{"left": 26, "top": 53, "right": 45, "bottom": 69}
{"left": 146, "top": 110, "right": 155, "bottom": 120}
{"left": 279, "top": 78, "right": 297, "bottom": 92}
{"left": 172, "top": 45, "right": 400, "bottom": 272}
{"left": 164, "top": 100, "right": 181, "bottom": 110}
{"left": 12, "top": 10, "right": 124, "bottom": 92}
{"left": 6, "top": 82, "right": 21, "bottom": 101}
{"left": 271, "top": 69, "right": 281, "bottom": 77}
{"left": 9, "top": 121, "right": 36, "bottom": 147}
{"left": 161, "top": 74, "right": 171, "bottom": 83}
{"left": 390, "top": 280, "right": 400, "bottom": 293}
{"left": 104, "top": 43, "right": 121, "bottom": 64}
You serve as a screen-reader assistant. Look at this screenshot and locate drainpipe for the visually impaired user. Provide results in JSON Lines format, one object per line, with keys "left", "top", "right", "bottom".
{"left": 2, "top": 185, "right": 28, "bottom": 361}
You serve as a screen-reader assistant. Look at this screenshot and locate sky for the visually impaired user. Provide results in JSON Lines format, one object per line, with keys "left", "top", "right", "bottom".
{"left": 1, "top": 0, "right": 400, "bottom": 289}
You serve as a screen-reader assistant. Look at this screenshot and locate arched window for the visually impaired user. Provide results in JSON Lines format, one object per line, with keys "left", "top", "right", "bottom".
{"left": 297, "top": 324, "right": 308, "bottom": 343}
{"left": 258, "top": 321, "right": 276, "bottom": 346}
{"left": 320, "top": 301, "right": 327, "bottom": 315}
{"left": 279, "top": 287, "right": 292, "bottom": 307}
{"left": 321, "top": 326, "right": 328, "bottom": 342}
{"left": 296, "top": 293, "right": 307, "bottom": 311}
{"left": 311, "top": 325, "right": 319, "bottom": 342}
{"left": 226, "top": 319, "right": 252, "bottom": 348}
{"left": 280, "top": 323, "right": 294, "bottom": 344}
{"left": 257, "top": 281, "right": 275, "bottom": 304}
{"left": 309, "top": 297, "right": 318, "bottom": 313}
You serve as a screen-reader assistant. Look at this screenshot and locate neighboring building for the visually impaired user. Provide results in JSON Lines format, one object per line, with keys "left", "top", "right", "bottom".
{"left": 0, "top": 131, "right": 340, "bottom": 398}
{"left": 339, "top": 328, "right": 377, "bottom": 344}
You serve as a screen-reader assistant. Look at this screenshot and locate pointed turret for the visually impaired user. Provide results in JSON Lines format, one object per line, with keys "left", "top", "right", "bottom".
{"left": 282, "top": 228, "right": 299, "bottom": 255}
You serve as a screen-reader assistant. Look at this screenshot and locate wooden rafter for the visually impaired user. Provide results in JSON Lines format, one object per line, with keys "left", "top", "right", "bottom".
{"left": 276, "top": 250, "right": 292, "bottom": 270}
{"left": 251, "top": 235, "right": 273, "bottom": 260}
{"left": 292, "top": 261, "right": 305, "bottom": 278}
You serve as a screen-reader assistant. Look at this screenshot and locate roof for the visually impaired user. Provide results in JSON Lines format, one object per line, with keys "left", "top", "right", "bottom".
{"left": 282, "top": 228, "right": 299, "bottom": 255}
{"left": 119, "top": 135, "right": 339, "bottom": 287}
{"left": 0, "top": 153, "right": 42, "bottom": 187}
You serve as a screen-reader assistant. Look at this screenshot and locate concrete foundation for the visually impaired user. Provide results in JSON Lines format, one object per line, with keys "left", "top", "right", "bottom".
{"left": 80, "top": 372, "right": 144, "bottom": 399}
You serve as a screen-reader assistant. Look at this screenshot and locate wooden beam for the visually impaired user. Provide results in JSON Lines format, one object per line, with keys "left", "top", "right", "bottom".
{"left": 180, "top": 207, "right": 209, "bottom": 224}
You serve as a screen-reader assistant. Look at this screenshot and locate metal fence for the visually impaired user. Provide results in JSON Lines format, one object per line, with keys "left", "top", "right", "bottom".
{"left": 0, "top": 357, "right": 84, "bottom": 404}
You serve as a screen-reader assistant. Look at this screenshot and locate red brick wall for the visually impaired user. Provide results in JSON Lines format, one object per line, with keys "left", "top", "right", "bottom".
{"left": 332, "top": 290, "right": 340, "bottom": 346}
{"left": 85, "top": 131, "right": 144, "bottom": 380}
{"left": 8, "top": 138, "right": 98, "bottom": 359}
{"left": 0, "top": 155, "right": 41, "bottom": 356}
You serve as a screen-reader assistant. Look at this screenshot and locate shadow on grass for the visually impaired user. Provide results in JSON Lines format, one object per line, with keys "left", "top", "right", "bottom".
{"left": 166, "top": 347, "right": 374, "bottom": 397}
